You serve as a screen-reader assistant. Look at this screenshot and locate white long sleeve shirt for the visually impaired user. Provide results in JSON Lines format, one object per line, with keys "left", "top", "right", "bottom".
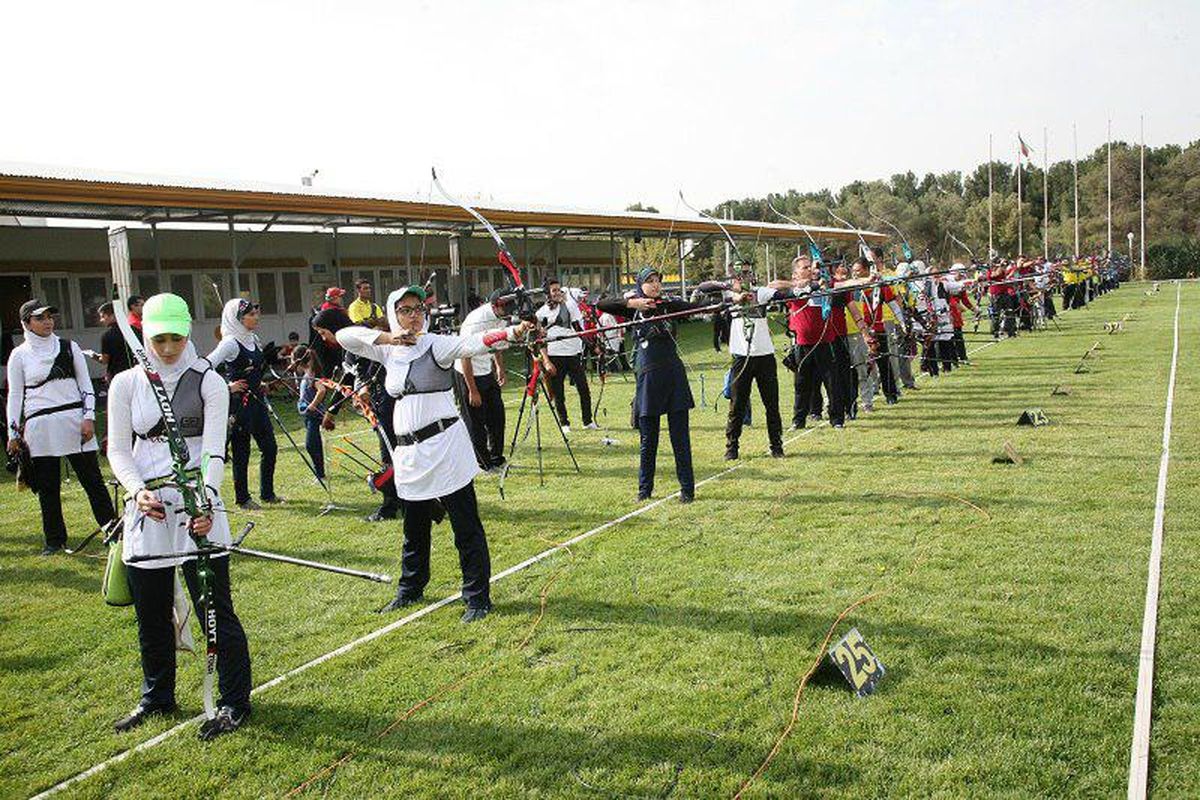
{"left": 107, "top": 360, "right": 231, "bottom": 567}
{"left": 5, "top": 337, "right": 98, "bottom": 457}
{"left": 535, "top": 299, "right": 584, "bottom": 357}
{"left": 337, "top": 326, "right": 516, "bottom": 500}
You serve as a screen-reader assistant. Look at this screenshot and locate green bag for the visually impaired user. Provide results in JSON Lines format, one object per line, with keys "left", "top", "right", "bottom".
{"left": 103, "top": 535, "right": 133, "bottom": 607}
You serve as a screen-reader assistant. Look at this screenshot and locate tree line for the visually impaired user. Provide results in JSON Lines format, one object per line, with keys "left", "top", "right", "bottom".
{"left": 627, "top": 138, "right": 1200, "bottom": 280}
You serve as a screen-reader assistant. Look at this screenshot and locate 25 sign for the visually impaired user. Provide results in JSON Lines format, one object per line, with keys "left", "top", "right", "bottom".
{"left": 828, "top": 627, "right": 886, "bottom": 696}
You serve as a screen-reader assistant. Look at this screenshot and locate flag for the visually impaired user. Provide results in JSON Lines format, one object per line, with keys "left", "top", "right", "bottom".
{"left": 1018, "top": 133, "right": 1033, "bottom": 160}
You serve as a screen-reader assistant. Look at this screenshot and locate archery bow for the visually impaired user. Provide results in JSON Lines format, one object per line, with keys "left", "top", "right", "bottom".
{"left": 866, "top": 206, "right": 914, "bottom": 262}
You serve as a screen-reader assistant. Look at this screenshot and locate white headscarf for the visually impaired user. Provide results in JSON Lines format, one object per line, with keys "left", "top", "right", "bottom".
{"left": 219, "top": 299, "right": 258, "bottom": 348}
{"left": 20, "top": 319, "right": 59, "bottom": 360}
{"left": 145, "top": 340, "right": 200, "bottom": 384}
{"left": 383, "top": 287, "right": 427, "bottom": 365}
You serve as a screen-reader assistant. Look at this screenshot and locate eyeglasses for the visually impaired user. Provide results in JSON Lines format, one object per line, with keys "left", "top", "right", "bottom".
{"left": 396, "top": 305, "right": 426, "bottom": 318}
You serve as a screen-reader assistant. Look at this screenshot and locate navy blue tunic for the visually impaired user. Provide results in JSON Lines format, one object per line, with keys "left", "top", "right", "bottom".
{"left": 597, "top": 296, "right": 702, "bottom": 418}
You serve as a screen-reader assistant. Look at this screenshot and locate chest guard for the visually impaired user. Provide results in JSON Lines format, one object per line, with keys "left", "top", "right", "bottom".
{"left": 26, "top": 339, "right": 75, "bottom": 389}
{"left": 140, "top": 366, "right": 208, "bottom": 439}
{"left": 389, "top": 347, "right": 453, "bottom": 400}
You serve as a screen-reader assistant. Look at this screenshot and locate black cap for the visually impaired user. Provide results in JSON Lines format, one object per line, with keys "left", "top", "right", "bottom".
{"left": 19, "top": 299, "right": 58, "bottom": 322}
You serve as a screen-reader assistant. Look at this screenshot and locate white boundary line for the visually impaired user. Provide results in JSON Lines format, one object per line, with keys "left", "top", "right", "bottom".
{"left": 1128, "top": 281, "right": 1183, "bottom": 799}
{"left": 29, "top": 339, "right": 1000, "bottom": 799}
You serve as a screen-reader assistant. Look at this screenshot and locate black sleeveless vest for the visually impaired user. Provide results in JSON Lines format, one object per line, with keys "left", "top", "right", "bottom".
{"left": 140, "top": 366, "right": 208, "bottom": 439}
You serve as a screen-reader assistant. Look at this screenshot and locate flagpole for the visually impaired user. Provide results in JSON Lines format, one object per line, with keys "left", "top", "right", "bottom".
{"left": 1017, "top": 137, "right": 1023, "bottom": 257}
{"left": 1140, "top": 115, "right": 1146, "bottom": 280}
{"left": 1043, "top": 126, "right": 1049, "bottom": 259}
{"left": 988, "top": 134, "right": 994, "bottom": 259}
{"left": 1107, "top": 118, "right": 1113, "bottom": 257}
{"left": 1073, "top": 123, "right": 1080, "bottom": 257}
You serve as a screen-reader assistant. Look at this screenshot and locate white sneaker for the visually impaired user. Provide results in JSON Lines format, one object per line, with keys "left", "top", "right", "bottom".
{"left": 584, "top": 422, "right": 600, "bottom": 430}
{"left": 561, "top": 425, "right": 571, "bottom": 434}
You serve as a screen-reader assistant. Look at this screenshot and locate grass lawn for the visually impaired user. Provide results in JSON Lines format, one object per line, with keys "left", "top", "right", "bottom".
{"left": 2, "top": 282, "right": 1195, "bottom": 799}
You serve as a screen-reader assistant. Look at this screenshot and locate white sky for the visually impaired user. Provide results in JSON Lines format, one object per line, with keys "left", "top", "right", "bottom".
{"left": 4, "top": 0, "right": 1196, "bottom": 213}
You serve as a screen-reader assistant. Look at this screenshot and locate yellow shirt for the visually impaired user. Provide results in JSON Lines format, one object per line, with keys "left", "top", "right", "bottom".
{"left": 347, "top": 297, "right": 385, "bottom": 325}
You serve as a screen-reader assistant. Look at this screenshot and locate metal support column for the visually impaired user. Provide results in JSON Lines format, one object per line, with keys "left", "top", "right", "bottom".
{"left": 151, "top": 221, "right": 164, "bottom": 292}
{"left": 403, "top": 221, "right": 412, "bottom": 283}
{"left": 678, "top": 238, "right": 686, "bottom": 296}
{"left": 228, "top": 219, "right": 240, "bottom": 296}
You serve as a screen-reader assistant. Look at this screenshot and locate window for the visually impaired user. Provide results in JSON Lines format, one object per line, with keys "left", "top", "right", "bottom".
{"left": 170, "top": 273, "right": 196, "bottom": 313}
{"left": 281, "top": 272, "right": 303, "bottom": 314}
{"left": 197, "top": 273, "right": 226, "bottom": 320}
{"left": 339, "top": 270, "right": 354, "bottom": 292}
{"left": 256, "top": 272, "right": 278, "bottom": 315}
{"left": 137, "top": 273, "right": 160, "bottom": 297}
{"left": 39, "top": 276, "right": 74, "bottom": 329}
{"left": 79, "top": 276, "right": 110, "bottom": 328}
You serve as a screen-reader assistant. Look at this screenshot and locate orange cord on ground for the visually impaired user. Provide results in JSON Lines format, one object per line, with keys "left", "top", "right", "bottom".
{"left": 733, "top": 490, "right": 990, "bottom": 799}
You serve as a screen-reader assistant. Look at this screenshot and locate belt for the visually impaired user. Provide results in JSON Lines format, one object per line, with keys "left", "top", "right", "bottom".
{"left": 23, "top": 401, "right": 83, "bottom": 421}
{"left": 396, "top": 416, "right": 460, "bottom": 447}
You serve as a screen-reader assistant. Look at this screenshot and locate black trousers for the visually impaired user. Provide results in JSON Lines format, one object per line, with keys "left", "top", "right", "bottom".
{"left": 127, "top": 556, "right": 252, "bottom": 713}
{"left": 936, "top": 339, "right": 955, "bottom": 373}
{"left": 791, "top": 343, "right": 832, "bottom": 427}
{"left": 457, "top": 372, "right": 505, "bottom": 468}
{"left": 827, "top": 336, "right": 851, "bottom": 424}
{"left": 31, "top": 451, "right": 115, "bottom": 548}
{"left": 638, "top": 410, "right": 694, "bottom": 498}
{"left": 547, "top": 354, "right": 593, "bottom": 427}
{"left": 725, "top": 354, "right": 782, "bottom": 451}
{"left": 873, "top": 330, "right": 899, "bottom": 401}
{"left": 231, "top": 397, "right": 277, "bottom": 504}
{"left": 952, "top": 329, "right": 968, "bottom": 361}
{"left": 398, "top": 481, "right": 492, "bottom": 609}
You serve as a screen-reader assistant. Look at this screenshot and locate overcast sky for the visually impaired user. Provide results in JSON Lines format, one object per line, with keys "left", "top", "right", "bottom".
{"left": 4, "top": 0, "right": 1196, "bottom": 213}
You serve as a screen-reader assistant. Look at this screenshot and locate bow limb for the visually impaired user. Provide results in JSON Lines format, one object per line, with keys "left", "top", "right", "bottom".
{"left": 865, "top": 205, "right": 913, "bottom": 262}
{"left": 679, "top": 191, "right": 753, "bottom": 267}
{"left": 826, "top": 207, "right": 873, "bottom": 259}
{"left": 431, "top": 168, "right": 524, "bottom": 290}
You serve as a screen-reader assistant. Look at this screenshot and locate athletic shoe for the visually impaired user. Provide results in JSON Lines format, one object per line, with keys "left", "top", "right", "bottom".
{"left": 724, "top": 447, "right": 739, "bottom": 461}
{"left": 40, "top": 544, "right": 63, "bottom": 556}
{"left": 378, "top": 593, "right": 423, "bottom": 613}
{"left": 584, "top": 422, "right": 600, "bottom": 430}
{"left": 770, "top": 447, "right": 784, "bottom": 458}
{"left": 862, "top": 403, "right": 875, "bottom": 413}
{"left": 198, "top": 706, "right": 249, "bottom": 741}
{"left": 789, "top": 422, "right": 805, "bottom": 431}
{"left": 261, "top": 496, "right": 285, "bottom": 505}
{"left": 637, "top": 492, "right": 652, "bottom": 502}
{"left": 364, "top": 510, "right": 396, "bottom": 523}
{"left": 461, "top": 606, "right": 491, "bottom": 623}
{"left": 885, "top": 397, "right": 898, "bottom": 406}
{"left": 237, "top": 499, "right": 262, "bottom": 511}
{"left": 114, "top": 703, "right": 177, "bottom": 733}
{"left": 832, "top": 422, "right": 845, "bottom": 429}
{"left": 679, "top": 493, "right": 695, "bottom": 504}
{"left": 561, "top": 425, "right": 571, "bottom": 434}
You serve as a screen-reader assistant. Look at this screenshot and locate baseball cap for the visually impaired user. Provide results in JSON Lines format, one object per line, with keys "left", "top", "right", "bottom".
{"left": 397, "top": 285, "right": 427, "bottom": 303}
{"left": 141, "top": 293, "right": 192, "bottom": 339}
{"left": 19, "top": 299, "right": 58, "bottom": 322}
{"left": 326, "top": 287, "right": 347, "bottom": 299}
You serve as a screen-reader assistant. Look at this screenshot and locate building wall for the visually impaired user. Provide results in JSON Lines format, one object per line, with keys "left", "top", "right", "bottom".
{"left": 0, "top": 225, "right": 623, "bottom": 362}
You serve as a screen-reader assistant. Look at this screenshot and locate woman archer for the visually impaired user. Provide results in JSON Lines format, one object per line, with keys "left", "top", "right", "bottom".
{"left": 595, "top": 267, "right": 711, "bottom": 504}
{"left": 5, "top": 298, "right": 116, "bottom": 554}
{"left": 336, "top": 285, "right": 533, "bottom": 623}
{"left": 206, "top": 298, "right": 281, "bottom": 510}
{"left": 107, "top": 293, "right": 251, "bottom": 739}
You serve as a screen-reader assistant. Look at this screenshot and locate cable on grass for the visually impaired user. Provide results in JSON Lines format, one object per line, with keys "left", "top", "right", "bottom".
{"left": 732, "top": 490, "right": 990, "bottom": 799}
{"left": 284, "top": 541, "right": 575, "bottom": 796}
